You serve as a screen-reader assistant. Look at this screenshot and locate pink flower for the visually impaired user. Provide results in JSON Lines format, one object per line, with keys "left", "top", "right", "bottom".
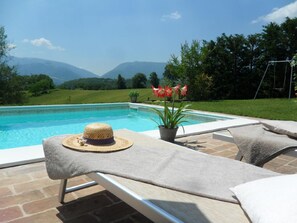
{"left": 164, "top": 86, "right": 173, "bottom": 98}
{"left": 152, "top": 86, "right": 159, "bottom": 97}
{"left": 157, "top": 86, "right": 166, "bottom": 98}
{"left": 173, "top": 85, "right": 180, "bottom": 94}
{"left": 181, "top": 85, "right": 188, "bottom": 96}
{"left": 152, "top": 84, "right": 188, "bottom": 98}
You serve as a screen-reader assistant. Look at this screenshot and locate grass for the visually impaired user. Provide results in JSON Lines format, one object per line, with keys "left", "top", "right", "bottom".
{"left": 25, "top": 89, "right": 297, "bottom": 121}
{"left": 188, "top": 99, "right": 297, "bottom": 121}
{"left": 26, "top": 88, "right": 154, "bottom": 105}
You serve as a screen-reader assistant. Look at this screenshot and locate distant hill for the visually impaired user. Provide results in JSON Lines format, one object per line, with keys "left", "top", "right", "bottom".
{"left": 102, "top": 61, "right": 166, "bottom": 79}
{"left": 7, "top": 56, "right": 99, "bottom": 85}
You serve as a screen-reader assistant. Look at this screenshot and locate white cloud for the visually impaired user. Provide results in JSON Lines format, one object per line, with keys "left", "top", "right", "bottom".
{"left": 252, "top": 1, "right": 297, "bottom": 24}
{"left": 161, "top": 11, "right": 182, "bottom": 21}
{"left": 23, "top": 37, "right": 65, "bottom": 51}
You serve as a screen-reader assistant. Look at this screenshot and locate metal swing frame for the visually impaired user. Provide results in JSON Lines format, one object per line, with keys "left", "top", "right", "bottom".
{"left": 254, "top": 59, "right": 294, "bottom": 99}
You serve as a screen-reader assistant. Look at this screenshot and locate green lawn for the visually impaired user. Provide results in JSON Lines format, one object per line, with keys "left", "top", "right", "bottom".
{"left": 25, "top": 89, "right": 297, "bottom": 121}
{"left": 188, "top": 99, "right": 297, "bottom": 121}
{"left": 26, "top": 89, "right": 154, "bottom": 105}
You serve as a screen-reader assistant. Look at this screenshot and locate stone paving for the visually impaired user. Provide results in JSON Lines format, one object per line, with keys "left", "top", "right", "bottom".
{"left": 0, "top": 133, "right": 297, "bottom": 223}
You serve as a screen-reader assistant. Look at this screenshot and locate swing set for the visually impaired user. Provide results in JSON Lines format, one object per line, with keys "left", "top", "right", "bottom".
{"left": 254, "top": 58, "right": 294, "bottom": 99}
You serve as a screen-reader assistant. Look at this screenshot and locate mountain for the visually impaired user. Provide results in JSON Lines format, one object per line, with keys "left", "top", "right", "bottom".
{"left": 7, "top": 57, "right": 167, "bottom": 84}
{"left": 102, "top": 61, "right": 166, "bottom": 79}
{"left": 7, "top": 57, "right": 99, "bottom": 85}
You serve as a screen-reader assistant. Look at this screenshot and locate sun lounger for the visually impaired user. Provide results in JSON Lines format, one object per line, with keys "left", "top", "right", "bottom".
{"left": 213, "top": 131, "right": 297, "bottom": 158}
{"left": 61, "top": 172, "right": 251, "bottom": 222}
{"left": 213, "top": 121, "right": 297, "bottom": 166}
{"left": 59, "top": 171, "right": 297, "bottom": 223}
{"left": 43, "top": 129, "right": 295, "bottom": 223}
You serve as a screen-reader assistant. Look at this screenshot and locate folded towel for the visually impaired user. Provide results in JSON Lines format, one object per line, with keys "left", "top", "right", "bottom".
{"left": 43, "top": 130, "right": 280, "bottom": 203}
{"left": 229, "top": 124, "right": 297, "bottom": 166}
{"left": 261, "top": 120, "right": 297, "bottom": 139}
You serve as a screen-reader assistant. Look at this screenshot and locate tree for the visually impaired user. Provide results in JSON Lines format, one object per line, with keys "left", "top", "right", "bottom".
{"left": 202, "top": 34, "right": 253, "bottom": 99}
{"left": 131, "top": 73, "right": 147, "bottom": 88}
{"left": 28, "top": 74, "right": 54, "bottom": 88}
{"left": 164, "top": 40, "right": 205, "bottom": 100}
{"left": 180, "top": 40, "right": 204, "bottom": 100}
{"left": 163, "top": 55, "right": 182, "bottom": 86}
{"left": 60, "top": 78, "right": 117, "bottom": 90}
{"left": 0, "top": 26, "right": 9, "bottom": 63}
{"left": 194, "top": 73, "right": 213, "bottom": 100}
{"left": 117, "top": 74, "right": 126, "bottom": 89}
{"left": 260, "top": 18, "right": 297, "bottom": 98}
{"left": 0, "top": 65, "right": 25, "bottom": 104}
{"left": 29, "top": 80, "right": 49, "bottom": 96}
{"left": 281, "top": 18, "right": 297, "bottom": 57}
{"left": 244, "top": 33, "right": 264, "bottom": 98}
{"left": 149, "top": 72, "right": 159, "bottom": 87}
{"left": 28, "top": 75, "right": 55, "bottom": 96}
{"left": 0, "top": 26, "right": 26, "bottom": 104}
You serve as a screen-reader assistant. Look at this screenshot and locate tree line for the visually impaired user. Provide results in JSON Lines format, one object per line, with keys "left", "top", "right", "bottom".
{"left": 164, "top": 17, "right": 297, "bottom": 100}
{"left": 60, "top": 72, "right": 160, "bottom": 90}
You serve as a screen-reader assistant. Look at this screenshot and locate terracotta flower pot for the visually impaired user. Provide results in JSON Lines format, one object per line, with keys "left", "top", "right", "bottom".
{"left": 159, "top": 125, "right": 178, "bottom": 142}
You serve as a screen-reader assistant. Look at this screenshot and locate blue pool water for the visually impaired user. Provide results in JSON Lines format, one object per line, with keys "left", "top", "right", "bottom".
{"left": 0, "top": 104, "right": 229, "bottom": 150}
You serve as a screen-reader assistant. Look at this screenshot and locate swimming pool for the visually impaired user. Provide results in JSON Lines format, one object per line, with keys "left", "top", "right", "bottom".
{"left": 0, "top": 103, "right": 260, "bottom": 168}
{"left": 0, "top": 103, "right": 229, "bottom": 150}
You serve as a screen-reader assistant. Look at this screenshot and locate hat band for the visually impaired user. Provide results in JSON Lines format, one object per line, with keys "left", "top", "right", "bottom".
{"left": 83, "top": 137, "right": 115, "bottom": 145}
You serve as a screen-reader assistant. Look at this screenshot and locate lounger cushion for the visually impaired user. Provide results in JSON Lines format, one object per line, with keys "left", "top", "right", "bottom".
{"left": 230, "top": 174, "right": 297, "bottom": 223}
{"left": 261, "top": 120, "right": 297, "bottom": 139}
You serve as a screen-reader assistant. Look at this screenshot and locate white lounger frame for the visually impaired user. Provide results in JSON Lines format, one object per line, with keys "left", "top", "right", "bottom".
{"left": 59, "top": 172, "right": 182, "bottom": 223}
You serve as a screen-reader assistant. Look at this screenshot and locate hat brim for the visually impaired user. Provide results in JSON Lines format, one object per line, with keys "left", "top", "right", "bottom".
{"left": 62, "top": 134, "right": 133, "bottom": 153}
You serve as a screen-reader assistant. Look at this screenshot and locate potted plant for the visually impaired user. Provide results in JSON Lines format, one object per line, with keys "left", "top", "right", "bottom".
{"left": 151, "top": 85, "right": 189, "bottom": 142}
{"left": 129, "top": 91, "right": 139, "bottom": 103}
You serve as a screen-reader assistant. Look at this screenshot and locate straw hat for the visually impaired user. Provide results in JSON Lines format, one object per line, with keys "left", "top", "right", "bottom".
{"left": 62, "top": 123, "right": 133, "bottom": 153}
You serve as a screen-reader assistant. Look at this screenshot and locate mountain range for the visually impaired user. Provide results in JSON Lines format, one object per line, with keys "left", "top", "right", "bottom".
{"left": 7, "top": 57, "right": 99, "bottom": 85}
{"left": 8, "top": 57, "right": 166, "bottom": 85}
{"left": 101, "top": 61, "right": 166, "bottom": 79}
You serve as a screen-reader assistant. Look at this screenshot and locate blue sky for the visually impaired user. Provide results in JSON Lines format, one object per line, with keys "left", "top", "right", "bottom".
{"left": 1, "top": 0, "right": 297, "bottom": 75}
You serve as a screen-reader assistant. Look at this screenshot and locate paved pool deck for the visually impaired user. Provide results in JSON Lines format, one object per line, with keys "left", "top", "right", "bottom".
{"left": 0, "top": 133, "right": 296, "bottom": 223}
